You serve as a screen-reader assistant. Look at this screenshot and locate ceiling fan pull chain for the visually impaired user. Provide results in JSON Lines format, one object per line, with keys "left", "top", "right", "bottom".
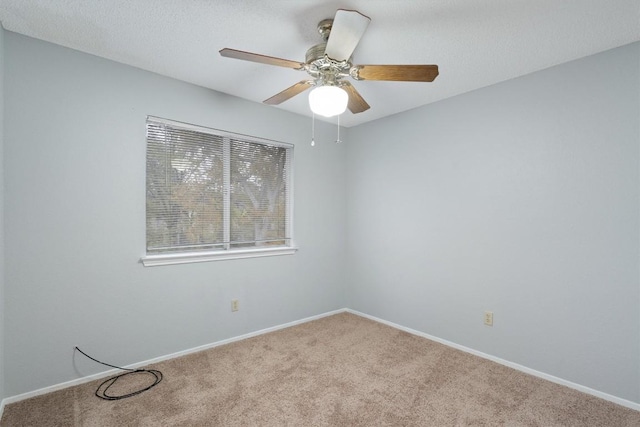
{"left": 336, "top": 114, "right": 341, "bottom": 144}
{"left": 311, "top": 112, "right": 316, "bottom": 146}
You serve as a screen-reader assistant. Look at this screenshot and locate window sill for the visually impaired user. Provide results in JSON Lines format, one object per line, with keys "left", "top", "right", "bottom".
{"left": 141, "top": 246, "right": 298, "bottom": 267}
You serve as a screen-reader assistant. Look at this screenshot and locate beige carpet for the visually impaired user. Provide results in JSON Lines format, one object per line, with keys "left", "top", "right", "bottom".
{"left": 2, "top": 312, "right": 639, "bottom": 426}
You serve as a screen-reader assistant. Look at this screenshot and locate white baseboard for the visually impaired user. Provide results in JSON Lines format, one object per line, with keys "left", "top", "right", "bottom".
{"left": 1, "top": 308, "right": 347, "bottom": 409}
{"left": 2, "top": 307, "right": 639, "bottom": 416}
{"left": 346, "top": 308, "right": 640, "bottom": 412}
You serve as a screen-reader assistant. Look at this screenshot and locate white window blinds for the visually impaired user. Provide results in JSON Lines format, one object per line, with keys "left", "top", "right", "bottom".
{"left": 146, "top": 117, "right": 292, "bottom": 256}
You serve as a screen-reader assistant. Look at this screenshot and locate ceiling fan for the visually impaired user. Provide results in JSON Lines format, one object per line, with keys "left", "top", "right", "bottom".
{"left": 219, "top": 9, "right": 439, "bottom": 117}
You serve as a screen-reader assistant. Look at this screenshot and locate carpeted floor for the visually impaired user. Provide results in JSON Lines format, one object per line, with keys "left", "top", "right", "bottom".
{"left": 2, "top": 312, "right": 639, "bottom": 426}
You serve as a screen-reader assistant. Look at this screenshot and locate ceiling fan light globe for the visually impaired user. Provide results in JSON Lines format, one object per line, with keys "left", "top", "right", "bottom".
{"left": 309, "top": 86, "right": 348, "bottom": 117}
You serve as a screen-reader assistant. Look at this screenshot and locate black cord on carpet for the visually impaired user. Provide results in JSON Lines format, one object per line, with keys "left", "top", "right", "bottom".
{"left": 74, "top": 346, "right": 163, "bottom": 401}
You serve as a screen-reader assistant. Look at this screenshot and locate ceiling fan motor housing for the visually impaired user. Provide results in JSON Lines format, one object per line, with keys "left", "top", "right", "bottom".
{"left": 305, "top": 43, "right": 327, "bottom": 64}
{"left": 305, "top": 18, "right": 355, "bottom": 87}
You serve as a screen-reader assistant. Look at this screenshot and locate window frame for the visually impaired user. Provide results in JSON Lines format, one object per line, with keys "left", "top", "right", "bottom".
{"left": 141, "top": 116, "right": 296, "bottom": 267}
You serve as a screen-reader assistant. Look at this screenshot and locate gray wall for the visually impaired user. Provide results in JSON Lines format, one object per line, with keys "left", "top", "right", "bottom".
{"left": 0, "top": 23, "right": 5, "bottom": 403}
{"left": 347, "top": 42, "right": 640, "bottom": 402}
{"left": 2, "top": 29, "right": 639, "bottom": 406}
{"left": 3, "top": 32, "right": 348, "bottom": 396}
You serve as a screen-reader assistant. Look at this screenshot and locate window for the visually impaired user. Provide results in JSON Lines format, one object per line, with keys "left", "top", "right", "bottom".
{"left": 142, "top": 116, "right": 295, "bottom": 266}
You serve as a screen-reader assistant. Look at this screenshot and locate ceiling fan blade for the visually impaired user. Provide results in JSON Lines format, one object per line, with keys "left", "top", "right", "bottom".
{"left": 355, "top": 65, "right": 439, "bottom": 82}
{"left": 342, "top": 82, "right": 370, "bottom": 114}
{"left": 264, "top": 81, "right": 313, "bottom": 105}
{"left": 324, "top": 9, "right": 371, "bottom": 61}
{"left": 219, "top": 48, "right": 305, "bottom": 70}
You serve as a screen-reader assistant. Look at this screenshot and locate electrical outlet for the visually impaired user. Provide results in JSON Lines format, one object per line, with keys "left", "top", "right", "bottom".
{"left": 484, "top": 311, "right": 494, "bottom": 326}
{"left": 231, "top": 299, "right": 239, "bottom": 312}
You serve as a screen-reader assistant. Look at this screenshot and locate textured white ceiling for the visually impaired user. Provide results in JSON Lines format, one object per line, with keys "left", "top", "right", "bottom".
{"left": 0, "top": 0, "right": 638, "bottom": 127}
